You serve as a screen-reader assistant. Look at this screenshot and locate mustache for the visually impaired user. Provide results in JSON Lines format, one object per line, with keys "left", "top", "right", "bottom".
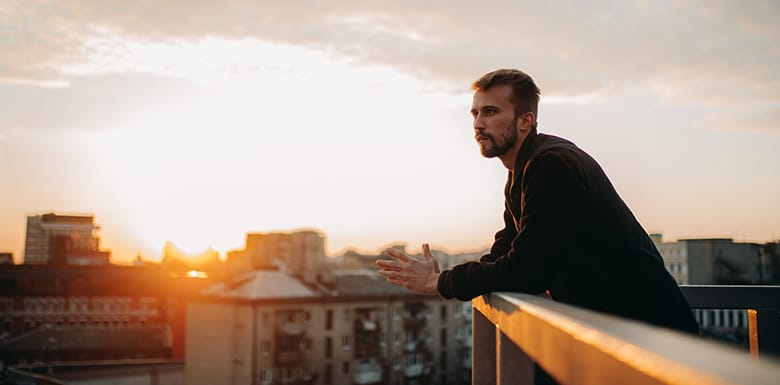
{"left": 475, "top": 132, "right": 493, "bottom": 141}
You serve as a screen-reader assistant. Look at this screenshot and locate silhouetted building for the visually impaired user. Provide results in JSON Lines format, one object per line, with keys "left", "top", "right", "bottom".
{"left": 159, "top": 242, "right": 225, "bottom": 279}
{"left": 0, "top": 253, "right": 12, "bottom": 265}
{"left": 758, "top": 242, "right": 780, "bottom": 284}
{"left": 24, "top": 213, "right": 110, "bottom": 265}
{"left": 226, "top": 230, "right": 331, "bottom": 285}
{"left": 653, "top": 237, "right": 765, "bottom": 285}
{"left": 0, "top": 264, "right": 212, "bottom": 366}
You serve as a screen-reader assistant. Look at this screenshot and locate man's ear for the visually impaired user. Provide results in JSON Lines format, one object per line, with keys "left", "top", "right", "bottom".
{"left": 517, "top": 111, "right": 536, "bottom": 132}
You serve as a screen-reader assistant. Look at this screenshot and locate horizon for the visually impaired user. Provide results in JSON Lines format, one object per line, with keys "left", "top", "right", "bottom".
{"left": 2, "top": 210, "right": 777, "bottom": 265}
{"left": 1, "top": 2, "right": 778, "bottom": 264}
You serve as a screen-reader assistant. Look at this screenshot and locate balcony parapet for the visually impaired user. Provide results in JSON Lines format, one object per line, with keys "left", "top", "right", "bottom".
{"left": 472, "top": 290, "right": 780, "bottom": 385}
{"left": 276, "top": 322, "right": 304, "bottom": 336}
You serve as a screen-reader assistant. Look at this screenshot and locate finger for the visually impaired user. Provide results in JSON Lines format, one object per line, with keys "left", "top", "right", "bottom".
{"left": 378, "top": 269, "right": 406, "bottom": 280}
{"left": 433, "top": 259, "right": 440, "bottom": 273}
{"left": 386, "top": 248, "right": 411, "bottom": 262}
{"left": 422, "top": 243, "right": 433, "bottom": 262}
{"left": 387, "top": 277, "right": 406, "bottom": 286}
{"left": 376, "top": 260, "right": 404, "bottom": 270}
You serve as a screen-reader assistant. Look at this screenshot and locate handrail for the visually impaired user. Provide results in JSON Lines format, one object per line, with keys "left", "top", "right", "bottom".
{"left": 472, "top": 292, "right": 780, "bottom": 385}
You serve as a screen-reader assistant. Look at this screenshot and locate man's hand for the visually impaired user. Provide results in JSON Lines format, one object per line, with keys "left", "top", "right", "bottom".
{"left": 376, "top": 244, "right": 441, "bottom": 296}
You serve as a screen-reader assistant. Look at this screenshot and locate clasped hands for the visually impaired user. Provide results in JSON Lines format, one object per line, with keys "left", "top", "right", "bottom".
{"left": 376, "top": 243, "right": 441, "bottom": 296}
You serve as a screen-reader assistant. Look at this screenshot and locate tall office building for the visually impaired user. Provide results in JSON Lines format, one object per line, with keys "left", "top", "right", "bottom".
{"left": 24, "top": 213, "right": 110, "bottom": 265}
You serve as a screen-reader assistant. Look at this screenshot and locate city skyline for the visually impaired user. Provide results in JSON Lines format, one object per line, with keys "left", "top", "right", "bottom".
{"left": 1, "top": 2, "right": 778, "bottom": 264}
{"left": 1, "top": 210, "right": 776, "bottom": 265}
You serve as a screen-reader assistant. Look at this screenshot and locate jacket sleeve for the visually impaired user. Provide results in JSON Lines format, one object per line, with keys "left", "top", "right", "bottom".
{"left": 479, "top": 207, "right": 517, "bottom": 263}
{"left": 439, "top": 151, "right": 586, "bottom": 300}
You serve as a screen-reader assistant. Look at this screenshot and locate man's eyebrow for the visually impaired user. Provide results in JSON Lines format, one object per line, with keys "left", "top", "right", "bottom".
{"left": 472, "top": 104, "right": 500, "bottom": 113}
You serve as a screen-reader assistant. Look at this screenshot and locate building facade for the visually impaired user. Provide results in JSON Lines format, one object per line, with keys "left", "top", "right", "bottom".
{"left": 0, "top": 265, "right": 211, "bottom": 367}
{"left": 653, "top": 237, "right": 767, "bottom": 285}
{"left": 186, "top": 270, "right": 472, "bottom": 385}
{"left": 24, "top": 213, "right": 111, "bottom": 265}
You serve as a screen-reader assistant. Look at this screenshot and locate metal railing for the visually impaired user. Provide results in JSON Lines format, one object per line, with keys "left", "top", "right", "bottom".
{"left": 472, "top": 286, "right": 780, "bottom": 385}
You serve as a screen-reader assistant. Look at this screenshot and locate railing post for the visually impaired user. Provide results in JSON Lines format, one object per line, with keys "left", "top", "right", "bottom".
{"left": 473, "top": 308, "right": 496, "bottom": 385}
{"left": 497, "top": 330, "right": 535, "bottom": 385}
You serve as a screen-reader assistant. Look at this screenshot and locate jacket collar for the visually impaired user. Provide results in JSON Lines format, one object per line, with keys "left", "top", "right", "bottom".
{"left": 508, "top": 129, "right": 541, "bottom": 192}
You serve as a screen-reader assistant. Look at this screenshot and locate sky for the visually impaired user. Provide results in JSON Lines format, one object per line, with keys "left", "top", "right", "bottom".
{"left": 0, "top": 1, "right": 778, "bottom": 264}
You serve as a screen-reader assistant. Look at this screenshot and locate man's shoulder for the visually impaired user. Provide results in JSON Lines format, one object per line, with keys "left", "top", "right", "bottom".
{"left": 532, "top": 133, "right": 582, "bottom": 159}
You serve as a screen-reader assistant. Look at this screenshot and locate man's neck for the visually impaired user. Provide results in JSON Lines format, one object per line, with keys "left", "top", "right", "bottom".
{"left": 499, "top": 134, "right": 527, "bottom": 171}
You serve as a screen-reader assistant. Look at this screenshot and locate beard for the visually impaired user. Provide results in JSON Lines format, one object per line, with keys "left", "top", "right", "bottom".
{"left": 477, "top": 115, "right": 519, "bottom": 158}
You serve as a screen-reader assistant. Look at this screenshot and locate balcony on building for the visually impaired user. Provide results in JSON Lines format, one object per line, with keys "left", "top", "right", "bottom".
{"left": 470, "top": 285, "right": 780, "bottom": 385}
{"left": 403, "top": 361, "right": 432, "bottom": 379}
{"left": 402, "top": 302, "right": 429, "bottom": 330}
{"left": 277, "top": 321, "right": 305, "bottom": 336}
{"left": 352, "top": 358, "right": 383, "bottom": 385}
{"left": 354, "top": 308, "right": 382, "bottom": 362}
{"left": 274, "top": 334, "right": 306, "bottom": 365}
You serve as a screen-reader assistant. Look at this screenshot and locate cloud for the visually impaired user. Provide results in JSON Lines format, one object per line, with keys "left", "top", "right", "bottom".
{"left": 0, "top": 73, "right": 199, "bottom": 132}
{"left": 1, "top": 0, "right": 778, "bottom": 132}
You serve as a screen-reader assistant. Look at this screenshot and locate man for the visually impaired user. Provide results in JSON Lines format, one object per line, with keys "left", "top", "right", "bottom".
{"left": 376, "top": 69, "right": 699, "bottom": 382}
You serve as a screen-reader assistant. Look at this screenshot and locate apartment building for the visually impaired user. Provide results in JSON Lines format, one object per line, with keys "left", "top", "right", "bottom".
{"left": 0, "top": 264, "right": 212, "bottom": 366}
{"left": 652, "top": 236, "right": 766, "bottom": 285}
{"left": 186, "top": 269, "right": 472, "bottom": 385}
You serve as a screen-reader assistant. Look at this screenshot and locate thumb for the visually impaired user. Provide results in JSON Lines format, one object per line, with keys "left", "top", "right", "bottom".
{"left": 422, "top": 243, "right": 433, "bottom": 261}
{"left": 422, "top": 243, "right": 440, "bottom": 273}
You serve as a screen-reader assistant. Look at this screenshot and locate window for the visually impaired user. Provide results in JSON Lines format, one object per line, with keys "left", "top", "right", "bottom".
{"left": 281, "top": 367, "right": 292, "bottom": 381}
{"left": 440, "top": 351, "right": 447, "bottom": 369}
{"left": 440, "top": 328, "right": 447, "bottom": 347}
{"left": 326, "top": 309, "right": 333, "bottom": 330}
{"left": 393, "top": 332, "right": 400, "bottom": 345}
{"left": 440, "top": 304, "right": 447, "bottom": 321}
{"left": 325, "top": 336, "right": 333, "bottom": 358}
{"left": 380, "top": 332, "right": 386, "bottom": 346}
{"left": 259, "top": 368, "right": 272, "bottom": 385}
{"left": 343, "top": 308, "right": 351, "bottom": 322}
{"left": 342, "top": 335, "right": 351, "bottom": 350}
{"left": 342, "top": 361, "right": 349, "bottom": 373}
{"left": 260, "top": 341, "right": 270, "bottom": 356}
{"left": 324, "top": 364, "right": 332, "bottom": 385}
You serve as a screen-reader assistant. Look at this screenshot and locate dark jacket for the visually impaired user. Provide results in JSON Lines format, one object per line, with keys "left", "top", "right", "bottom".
{"left": 438, "top": 132, "right": 699, "bottom": 334}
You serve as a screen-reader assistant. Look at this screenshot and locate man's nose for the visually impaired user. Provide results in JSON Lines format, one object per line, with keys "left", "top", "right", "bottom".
{"left": 473, "top": 114, "right": 485, "bottom": 131}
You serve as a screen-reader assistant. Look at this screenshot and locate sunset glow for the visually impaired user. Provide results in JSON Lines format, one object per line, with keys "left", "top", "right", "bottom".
{"left": 1, "top": 2, "right": 778, "bottom": 264}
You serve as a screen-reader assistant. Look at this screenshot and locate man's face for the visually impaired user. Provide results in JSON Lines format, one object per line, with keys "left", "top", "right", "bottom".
{"left": 470, "top": 85, "right": 519, "bottom": 158}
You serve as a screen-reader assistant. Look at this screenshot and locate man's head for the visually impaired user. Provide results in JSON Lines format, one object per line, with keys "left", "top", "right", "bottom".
{"left": 470, "top": 69, "right": 541, "bottom": 164}
{"left": 472, "top": 69, "right": 540, "bottom": 126}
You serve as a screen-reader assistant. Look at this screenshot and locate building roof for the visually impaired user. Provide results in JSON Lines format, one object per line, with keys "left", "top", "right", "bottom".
{"left": 201, "top": 270, "right": 318, "bottom": 300}
{"left": 330, "top": 269, "right": 412, "bottom": 296}
{"left": 0, "top": 326, "right": 169, "bottom": 352}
